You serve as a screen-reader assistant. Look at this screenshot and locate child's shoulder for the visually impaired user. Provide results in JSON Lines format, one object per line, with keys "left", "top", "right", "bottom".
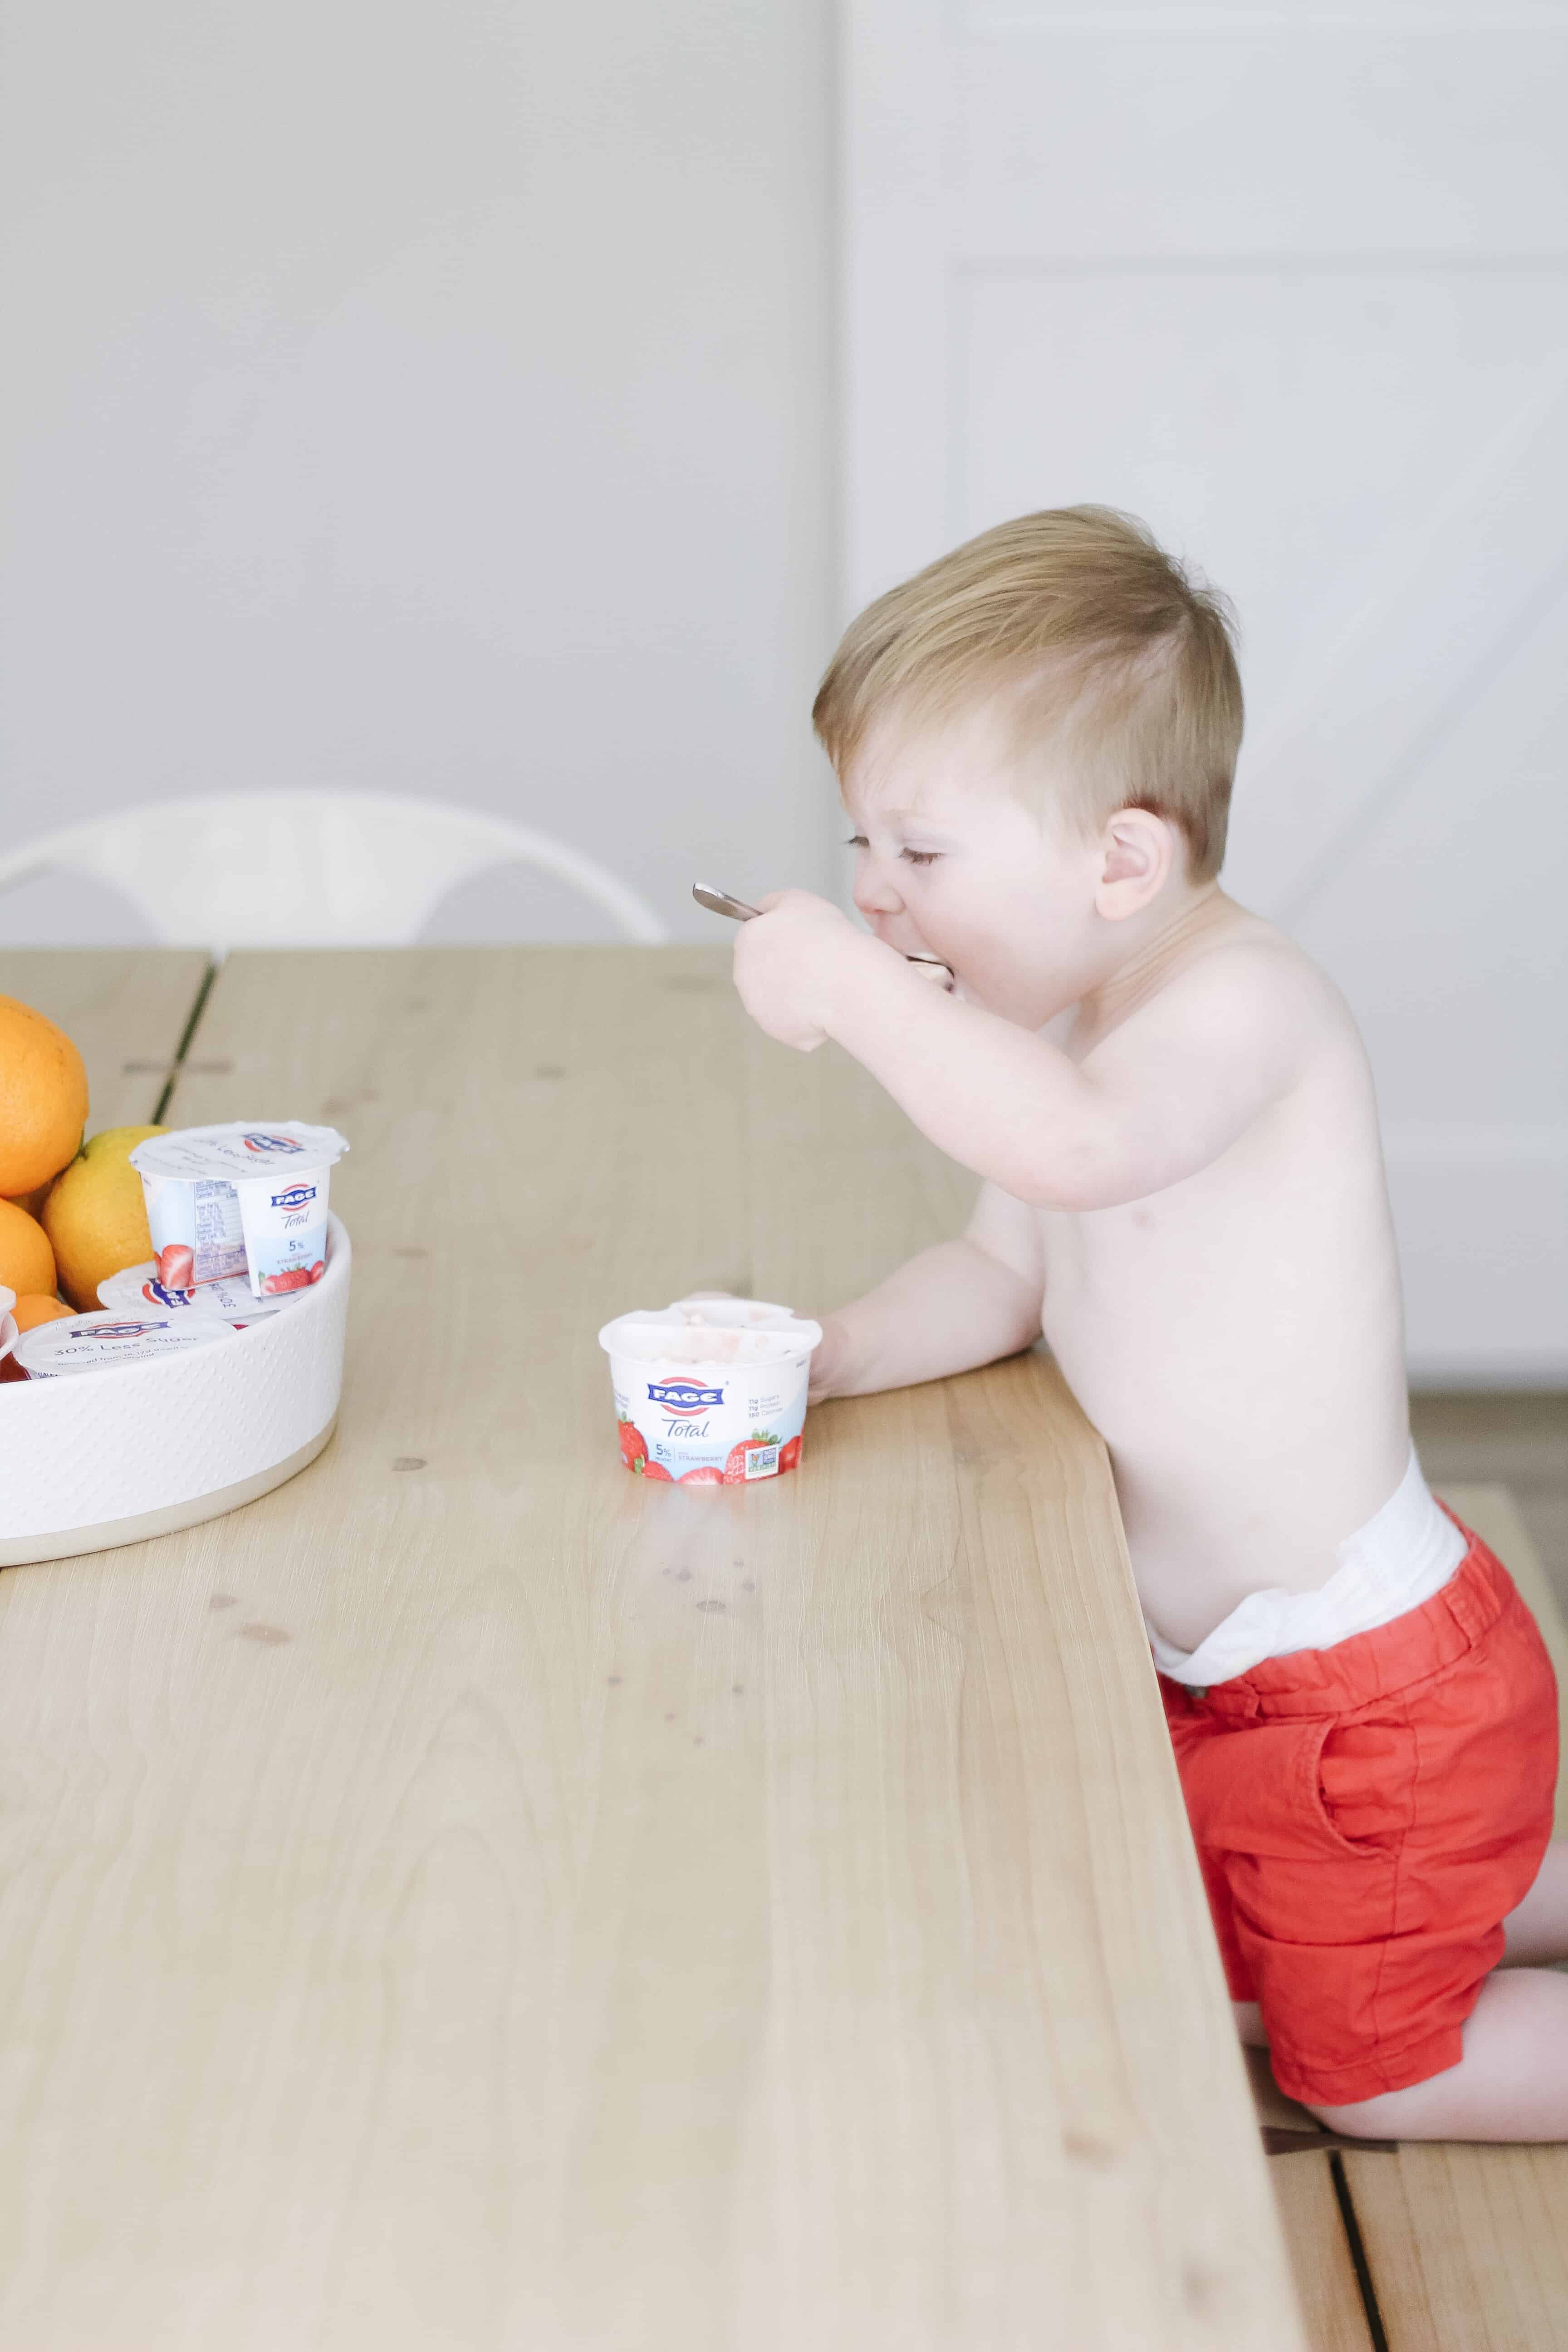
{"left": 1164, "top": 903, "right": 1349, "bottom": 1023}
{"left": 1124, "top": 902, "right": 1360, "bottom": 1073}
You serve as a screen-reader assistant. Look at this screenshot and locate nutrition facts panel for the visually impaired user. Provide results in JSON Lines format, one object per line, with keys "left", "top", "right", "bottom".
{"left": 0, "top": 946, "right": 1302, "bottom": 2350}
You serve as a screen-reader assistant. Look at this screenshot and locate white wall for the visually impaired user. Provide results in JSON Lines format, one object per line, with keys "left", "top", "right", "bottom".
{"left": 0, "top": 0, "right": 835, "bottom": 945}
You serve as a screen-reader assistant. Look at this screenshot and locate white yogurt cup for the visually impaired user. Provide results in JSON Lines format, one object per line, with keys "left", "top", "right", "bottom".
{"left": 14, "top": 1309, "right": 239, "bottom": 1379}
{"left": 129, "top": 1122, "right": 348, "bottom": 1298}
{"left": 97, "top": 1262, "right": 306, "bottom": 1322}
{"left": 599, "top": 1303, "right": 822, "bottom": 1486}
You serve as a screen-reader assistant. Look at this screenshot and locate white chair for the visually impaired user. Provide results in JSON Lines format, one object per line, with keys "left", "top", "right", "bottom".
{"left": 0, "top": 791, "right": 667, "bottom": 951}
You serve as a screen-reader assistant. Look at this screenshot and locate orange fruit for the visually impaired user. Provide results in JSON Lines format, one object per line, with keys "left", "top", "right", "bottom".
{"left": 0, "top": 1199, "right": 57, "bottom": 1298}
{"left": 0, "top": 997, "right": 89, "bottom": 1196}
{"left": 42, "top": 1125, "right": 164, "bottom": 1310}
{"left": 10, "top": 1294, "right": 73, "bottom": 1333}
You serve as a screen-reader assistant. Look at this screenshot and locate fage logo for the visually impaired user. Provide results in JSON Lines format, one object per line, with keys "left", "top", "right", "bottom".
{"left": 648, "top": 1377, "right": 725, "bottom": 1416}
{"left": 242, "top": 1132, "right": 305, "bottom": 1155}
{"left": 270, "top": 1185, "right": 318, "bottom": 1210}
{"left": 141, "top": 1281, "right": 192, "bottom": 1308}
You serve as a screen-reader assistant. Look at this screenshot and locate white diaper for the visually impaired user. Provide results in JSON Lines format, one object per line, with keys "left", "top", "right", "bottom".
{"left": 1147, "top": 1445, "right": 1469, "bottom": 1689}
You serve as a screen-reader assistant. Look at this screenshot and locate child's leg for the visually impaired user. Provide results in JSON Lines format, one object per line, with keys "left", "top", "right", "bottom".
{"left": 1500, "top": 1839, "right": 1568, "bottom": 1966}
{"left": 1236, "top": 1837, "right": 1568, "bottom": 2085}
{"left": 1306, "top": 1967, "right": 1568, "bottom": 2142}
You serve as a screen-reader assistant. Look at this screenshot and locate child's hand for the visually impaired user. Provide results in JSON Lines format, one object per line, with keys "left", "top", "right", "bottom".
{"left": 807, "top": 1312, "right": 852, "bottom": 1401}
{"left": 731, "top": 890, "right": 868, "bottom": 1052}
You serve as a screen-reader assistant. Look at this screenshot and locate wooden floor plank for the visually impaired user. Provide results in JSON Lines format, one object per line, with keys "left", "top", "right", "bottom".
{"left": 1245, "top": 2053, "right": 1376, "bottom": 2352}
{"left": 0, "top": 946, "right": 1303, "bottom": 2350}
{"left": 1340, "top": 1486, "right": 1568, "bottom": 2352}
{"left": 1272, "top": 2159, "right": 1377, "bottom": 2352}
{"left": 0, "top": 947, "right": 210, "bottom": 1134}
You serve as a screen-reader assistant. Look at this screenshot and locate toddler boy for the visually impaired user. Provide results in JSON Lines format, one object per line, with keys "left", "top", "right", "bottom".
{"left": 731, "top": 507, "right": 1567, "bottom": 2140}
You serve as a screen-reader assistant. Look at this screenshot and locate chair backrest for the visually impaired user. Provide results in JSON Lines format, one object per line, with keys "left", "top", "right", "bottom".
{"left": 0, "top": 791, "right": 667, "bottom": 950}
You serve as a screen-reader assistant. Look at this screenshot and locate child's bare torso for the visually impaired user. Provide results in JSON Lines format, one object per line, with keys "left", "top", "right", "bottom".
{"left": 1033, "top": 914, "right": 1411, "bottom": 1652}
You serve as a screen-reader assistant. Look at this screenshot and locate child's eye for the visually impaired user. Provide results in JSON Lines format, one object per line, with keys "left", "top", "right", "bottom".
{"left": 901, "top": 849, "right": 939, "bottom": 868}
{"left": 843, "top": 834, "right": 868, "bottom": 850}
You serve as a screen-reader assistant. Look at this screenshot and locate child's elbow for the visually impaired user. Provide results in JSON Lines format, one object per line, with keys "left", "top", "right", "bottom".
{"left": 1004, "top": 1127, "right": 1151, "bottom": 1214}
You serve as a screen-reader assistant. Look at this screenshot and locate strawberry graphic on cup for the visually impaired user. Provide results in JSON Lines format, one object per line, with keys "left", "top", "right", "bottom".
{"left": 156, "top": 1242, "right": 195, "bottom": 1290}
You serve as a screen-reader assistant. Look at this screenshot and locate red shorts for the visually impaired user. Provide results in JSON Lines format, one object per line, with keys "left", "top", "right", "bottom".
{"left": 1161, "top": 1510, "right": 1558, "bottom": 2107}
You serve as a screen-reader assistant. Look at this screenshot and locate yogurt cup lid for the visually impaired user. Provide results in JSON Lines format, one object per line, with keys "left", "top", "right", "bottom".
{"left": 97, "top": 1262, "right": 304, "bottom": 1319}
{"left": 599, "top": 1307, "right": 822, "bottom": 1367}
{"left": 662, "top": 1295, "right": 797, "bottom": 1329}
{"left": 15, "top": 1309, "right": 240, "bottom": 1377}
{"left": 129, "top": 1122, "right": 349, "bottom": 1182}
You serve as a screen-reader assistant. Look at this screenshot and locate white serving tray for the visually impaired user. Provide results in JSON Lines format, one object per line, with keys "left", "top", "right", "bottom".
{"left": 0, "top": 1215, "right": 351, "bottom": 1568}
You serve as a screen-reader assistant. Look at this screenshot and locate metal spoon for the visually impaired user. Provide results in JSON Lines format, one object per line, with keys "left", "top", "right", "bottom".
{"left": 692, "top": 883, "right": 953, "bottom": 985}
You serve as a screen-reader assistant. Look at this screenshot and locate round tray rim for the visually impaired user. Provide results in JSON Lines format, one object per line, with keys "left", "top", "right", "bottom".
{"left": 9, "top": 1215, "right": 352, "bottom": 1396}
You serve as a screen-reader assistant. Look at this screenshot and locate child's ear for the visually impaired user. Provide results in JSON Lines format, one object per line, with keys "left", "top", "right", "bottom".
{"left": 1095, "top": 808, "right": 1177, "bottom": 918}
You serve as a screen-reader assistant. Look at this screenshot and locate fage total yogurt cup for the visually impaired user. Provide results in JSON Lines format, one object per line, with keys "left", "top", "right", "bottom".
{"left": 129, "top": 1123, "right": 348, "bottom": 1298}
{"left": 599, "top": 1303, "right": 822, "bottom": 1485}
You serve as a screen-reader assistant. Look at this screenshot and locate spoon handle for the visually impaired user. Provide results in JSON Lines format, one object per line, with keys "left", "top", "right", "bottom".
{"left": 691, "top": 881, "right": 954, "bottom": 986}
{"left": 692, "top": 882, "right": 762, "bottom": 922}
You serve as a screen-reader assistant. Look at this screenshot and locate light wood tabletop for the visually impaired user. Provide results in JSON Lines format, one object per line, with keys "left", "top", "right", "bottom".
{"left": 0, "top": 946, "right": 1303, "bottom": 2351}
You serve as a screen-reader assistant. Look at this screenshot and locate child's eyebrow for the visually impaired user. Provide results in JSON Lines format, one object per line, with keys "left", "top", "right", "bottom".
{"left": 848, "top": 804, "right": 958, "bottom": 837}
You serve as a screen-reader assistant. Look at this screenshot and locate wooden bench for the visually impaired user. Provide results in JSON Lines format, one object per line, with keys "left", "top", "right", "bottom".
{"left": 1259, "top": 1485, "right": 1568, "bottom": 2351}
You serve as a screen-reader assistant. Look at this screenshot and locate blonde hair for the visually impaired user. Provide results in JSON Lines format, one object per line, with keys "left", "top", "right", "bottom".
{"left": 813, "top": 507, "right": 1243, "bottom": 882}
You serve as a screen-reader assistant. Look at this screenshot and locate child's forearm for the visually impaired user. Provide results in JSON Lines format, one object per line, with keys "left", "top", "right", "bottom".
{"left": 811, "top": 1238, "right": 1043, "bottom": 1401}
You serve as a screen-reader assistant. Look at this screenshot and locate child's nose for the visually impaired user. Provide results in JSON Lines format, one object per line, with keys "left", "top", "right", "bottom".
{"left": 854, "top": 867, "right": 904, "bottom": 919}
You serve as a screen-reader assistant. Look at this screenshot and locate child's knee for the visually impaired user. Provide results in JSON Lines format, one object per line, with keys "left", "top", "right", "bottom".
{"left": 1303, "top": 2088, "right": 1406, "bottom": 2138}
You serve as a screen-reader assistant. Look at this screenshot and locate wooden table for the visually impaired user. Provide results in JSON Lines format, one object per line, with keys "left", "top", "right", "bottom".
{"left": 0, "top": 946, "right": 1303, "bottom": 2350}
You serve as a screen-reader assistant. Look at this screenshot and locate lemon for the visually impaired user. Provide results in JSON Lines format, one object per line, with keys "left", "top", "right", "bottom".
{"left": 42, "top": 1126, "right": 165, "bottom": 1310}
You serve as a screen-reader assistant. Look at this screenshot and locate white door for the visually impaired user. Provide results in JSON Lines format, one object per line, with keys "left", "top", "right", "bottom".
{"left": 844, "top": 0, "right": 1568, "bottom": 1384}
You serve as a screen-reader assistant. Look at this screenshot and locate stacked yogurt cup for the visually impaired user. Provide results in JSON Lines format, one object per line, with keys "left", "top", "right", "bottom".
{"left": 129, "top": 1122, "right": 348, "bottom": 1297}
{"left": 9, "top": 1121, "right": 348, "bottom": 1381}
{"left": 599, "top": 1296, "right": 822, "bottom": 1486}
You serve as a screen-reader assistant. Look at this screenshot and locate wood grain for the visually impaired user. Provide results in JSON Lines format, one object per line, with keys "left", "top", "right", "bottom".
{"left": 1335, "top": 1486, "right": 1568, "bottom": 2352}
{"left": 1244, "top": 2053, "right": 1373, "bottom": 2352}
{"left": 1269, "top": 2163, "right": 1375, "bottom": 2352}
{"left": 0, "top": 947, "right": 210, "bottom": 1134}
{"left": 0, "top": 946, "right": 1303, "bottom": 2349}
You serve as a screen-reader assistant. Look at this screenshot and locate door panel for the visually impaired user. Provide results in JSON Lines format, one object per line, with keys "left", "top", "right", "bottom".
{"left": 846, "top": 3, "right": 1568, "bottom": 1377}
